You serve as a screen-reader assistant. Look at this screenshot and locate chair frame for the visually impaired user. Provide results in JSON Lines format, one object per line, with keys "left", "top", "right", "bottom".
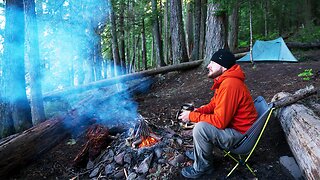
{"left": 223, "top": 101, "right": 276, "bottom": 178}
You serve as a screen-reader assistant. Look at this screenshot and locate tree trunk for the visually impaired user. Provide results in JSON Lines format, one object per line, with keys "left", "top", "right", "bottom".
{"left": 141, "top": 18, "right": 147, "bottom": 70}
{"left": 170, "top": 0, "right": 188, "bottom": 64}
{"left": 109, "top": 1, "right": 121, "bottom": 76}
{"left": 199, "top": 0, "right": 207, "bottom": 59}
{"left": 204, "top": 3, "right": 227, "bottom": 65}
{"left": 0, "top": 0, "right": 33, "bottom": 138}
{"left": 93, "top": 35, "right": 103, "bottom": 81}
{"left": 263, "top": 0, "right": 269, "bottom": 37}
{"left": 228, "top": 0, "right": 239, "bottom": 52}
{"left": 185, "top": 1, "right": 193, "bottom": 58}
{"left": 249, "top": 0, "right": 254, "bottom": 65}
{"left": 24, "top": 0, "right": 46, "bottom": 125}
{"left": 191, "top": 0, "right": 201, "bottom": 60}
{"left": 152, "top": 0, "right": 166, "bottom": 67}
{"left": 163, "top": 0, "right": 169, "bottom": 65}
{"left": 119, "top": 0, "right": 126, "bottom": 74}
{"left": 272, "top": 92, "right": 320, "bottom": 179}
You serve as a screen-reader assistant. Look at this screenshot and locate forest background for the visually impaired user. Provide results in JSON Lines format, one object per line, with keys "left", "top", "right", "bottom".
{"left": 0, "top": 0, "right": 319, "bottom": 138}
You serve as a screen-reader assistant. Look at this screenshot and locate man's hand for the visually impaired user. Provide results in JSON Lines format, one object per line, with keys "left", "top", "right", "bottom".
{"left": 178, "top": 110, "right": 191, "bottom": 123}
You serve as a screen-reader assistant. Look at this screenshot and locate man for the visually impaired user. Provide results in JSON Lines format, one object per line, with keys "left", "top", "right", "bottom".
{"left": 178, "top": 49, "right": 258, "bottom": 178}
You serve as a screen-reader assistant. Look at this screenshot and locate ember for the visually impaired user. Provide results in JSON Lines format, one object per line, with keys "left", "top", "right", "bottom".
{"left": 139, "top": 136, "right": 158, "bottom": 148}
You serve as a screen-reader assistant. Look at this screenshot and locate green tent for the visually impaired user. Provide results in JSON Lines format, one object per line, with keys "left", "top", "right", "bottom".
{"left": 237, "top": 37, "right": 298, "bottom": 62}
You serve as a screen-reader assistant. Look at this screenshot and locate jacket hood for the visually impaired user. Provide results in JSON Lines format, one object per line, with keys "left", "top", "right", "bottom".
{"left": 211, "top": 64, "right": 245, "bottom": 90}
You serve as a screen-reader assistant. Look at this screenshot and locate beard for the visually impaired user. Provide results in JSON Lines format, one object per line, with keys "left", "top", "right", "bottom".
{"left": 207, "top": 67, "right": 223, "bottom": 79}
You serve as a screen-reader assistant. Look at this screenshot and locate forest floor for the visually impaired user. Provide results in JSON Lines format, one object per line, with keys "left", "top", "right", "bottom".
{"left": 9, "top": 49, "right": 320, "bottom": 180}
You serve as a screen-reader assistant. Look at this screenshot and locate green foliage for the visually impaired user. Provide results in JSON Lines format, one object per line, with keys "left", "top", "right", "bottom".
{"left": 290, "top": 26, "right": 320, "bottom": 43}
{"left": 298, "top": 69, "right": 313, "bottom": 81}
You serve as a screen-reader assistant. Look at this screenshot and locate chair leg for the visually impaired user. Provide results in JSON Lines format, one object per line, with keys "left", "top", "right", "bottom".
{"left": 226, "top": 162, "right": 240, "bottom": 178}
{"left": 245, "top": 163, "right": 256, "bottom": 177}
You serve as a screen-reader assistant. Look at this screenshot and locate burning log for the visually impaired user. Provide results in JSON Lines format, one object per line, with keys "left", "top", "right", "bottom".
{"left": 73, "top": 124, "right": 111, "bottom": 167}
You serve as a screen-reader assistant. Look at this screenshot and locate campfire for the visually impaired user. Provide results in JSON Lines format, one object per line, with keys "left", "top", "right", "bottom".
{"left": 71, "top": 114, "right": 193, "bottom": 179}
{"left": 127, "top": 115, "right": 161, "bottom": 149}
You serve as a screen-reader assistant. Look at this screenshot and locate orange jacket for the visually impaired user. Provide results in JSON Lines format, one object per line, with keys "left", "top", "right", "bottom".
{"left": 189, "top": 64, "right": 258, "bottom": 134}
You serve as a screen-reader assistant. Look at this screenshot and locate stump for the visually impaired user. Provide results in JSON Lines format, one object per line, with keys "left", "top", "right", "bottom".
{"left": 272, "top": 92, "right": 320, "bottom": 179}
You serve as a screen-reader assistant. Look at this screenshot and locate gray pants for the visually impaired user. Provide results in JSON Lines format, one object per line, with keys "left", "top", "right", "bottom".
{"left": 193, "top": 122, "right": 243, "bottom": 171}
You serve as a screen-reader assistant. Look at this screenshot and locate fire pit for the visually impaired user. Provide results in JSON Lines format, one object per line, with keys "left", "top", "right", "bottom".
{"left": 71, "top": 114, "right": 193, "bottom": 179}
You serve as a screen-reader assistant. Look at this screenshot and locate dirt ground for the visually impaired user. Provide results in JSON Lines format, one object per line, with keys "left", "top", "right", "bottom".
{"left": 8, "top": 49, "right": 320, "bottom": 179}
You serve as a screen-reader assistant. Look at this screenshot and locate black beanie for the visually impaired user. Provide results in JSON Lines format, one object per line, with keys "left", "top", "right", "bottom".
{"left": 210, "top": 49, "right": 236, "bottom": 69}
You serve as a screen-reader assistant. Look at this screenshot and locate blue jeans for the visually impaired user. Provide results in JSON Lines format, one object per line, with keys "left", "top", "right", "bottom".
{"left": 192, "top": 122, "right": 243, "bottom": 171}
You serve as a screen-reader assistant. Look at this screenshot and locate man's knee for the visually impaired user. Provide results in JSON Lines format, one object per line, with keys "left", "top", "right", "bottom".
{"left": 193, "top": 122, "right": 214, "bottom": 139}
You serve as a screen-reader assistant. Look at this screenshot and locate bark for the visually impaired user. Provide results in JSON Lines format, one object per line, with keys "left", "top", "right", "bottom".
{"left": 93, "top": 35, "right": 103, "bottom": 81}
{"left": 130, "top": 36, "right": 140, "bottom": 73}
{"left": 0, "top": 117, "right": 69, "bottom": 177}
{"left": 24, "top": 0, "right": 46, "bottom": 125}
{"left": 141, "top": 18, "right": 147, "bottom": 70}
{"left": 43, "top": 60, "right": 204, "bottom": 99}
{"left": 191, "top": 0, "right": 201, "bottom": 61}
{"left": 228, "top": 1, "right": 239, "bottom": 52}
{"left": 286, "top": 42, "right": 320, "bottom": 49}
{"left": 199, "top": 0, "right": 207, "bottom": 59}
{"left": 249, "top": 1, "right": 254, "bottom": 64}
{"left": 119, "top": 0, "right": 126, "bottom": 74}
{"left": 204, "top": 3, "right": 227, "bottom": 65}
{"left": 271, "top": 86, "right": 317, "bottom": 109}
{"left": 152, "top": 0, "right": 166, "bottom": 67}
{"left": 272, "top": 92, "right": 320, "bottom": 179}
{"left": 304, "top": 0, "right": 312, "bottom": 27}
{"left": 109, "top": 1, "right": 121, "bottom": 76}
{"left": 163, "top": 0, "right": 169, "bottom": 64}
{"left": 170, "top": 0, "right": 188, "bottom": 64}
{"left": 185, "top": 1, "right": 193, "bottom": 58}
{"left": 0, "top": 0, "right": 33, "bottom": 138}
{"left": 263, "top": 0, "right": 269, "bottom": 37}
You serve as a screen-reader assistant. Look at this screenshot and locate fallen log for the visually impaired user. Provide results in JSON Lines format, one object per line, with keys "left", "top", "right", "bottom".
{"left": 286, "top": 42, "right": 320, "bottom": 49}
{"left": 43, "top": 60, "right": 203, "bottom": 99}
{"left": 272, "top": 85, "right": 318, "bottom": 109}
{"left": 272, "top": 90, "right": 320, "bottom": 179}
{"left": 0, "top": 77, "right": 153, "bottom": 177}
{"left": 0, "top": 116, "right": 69, "bottom": 177}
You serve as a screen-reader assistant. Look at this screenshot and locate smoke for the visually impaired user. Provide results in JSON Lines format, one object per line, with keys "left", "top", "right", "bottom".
{"left": 0, "top": 0, "right": 151, "bottom": 132}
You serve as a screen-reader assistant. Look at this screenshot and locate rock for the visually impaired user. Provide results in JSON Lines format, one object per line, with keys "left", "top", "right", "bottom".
{"left": 114, "top": 151, "right": 126, "bottom": 165}
{"left": 103, "top": 149, "right": 114, "bottom": 163}
{"left": 279, "top": 156, "right": 303, "bottom": 180}
{"left": 124, "top": 153, "right": 132, "bottom": 164}
{"left": 154, "top": 148, "right": 163, "bottom": 158}
{"left": 113, "top": 169, "right": 125, "bottom": 179}
{"left": 157, "top": 158, "right": 166, "bottom": 164}
{"left": 89, "top": 166, "right": 100, "bottom": 178}
{"left": 169, "top": 153, "right": 185, "bottom": 167}
{"left": 104, "top": 163, "right": 114, "bottom": 175}
{"left": 86, "top": 160, "right": 94, "bottom": 170}
{"left": 175, "top": 137, "right": 183, "bottom": 145}
{"left": 136, "top": 153, "right": 154, "bottom": 174}
{"left": 127, "top": 172, "right": 137, "bottom": 180}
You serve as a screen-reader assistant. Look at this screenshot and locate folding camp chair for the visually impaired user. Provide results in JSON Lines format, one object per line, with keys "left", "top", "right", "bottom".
{"left": 223, "top": 96, "right": 275, "bottom": 178}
